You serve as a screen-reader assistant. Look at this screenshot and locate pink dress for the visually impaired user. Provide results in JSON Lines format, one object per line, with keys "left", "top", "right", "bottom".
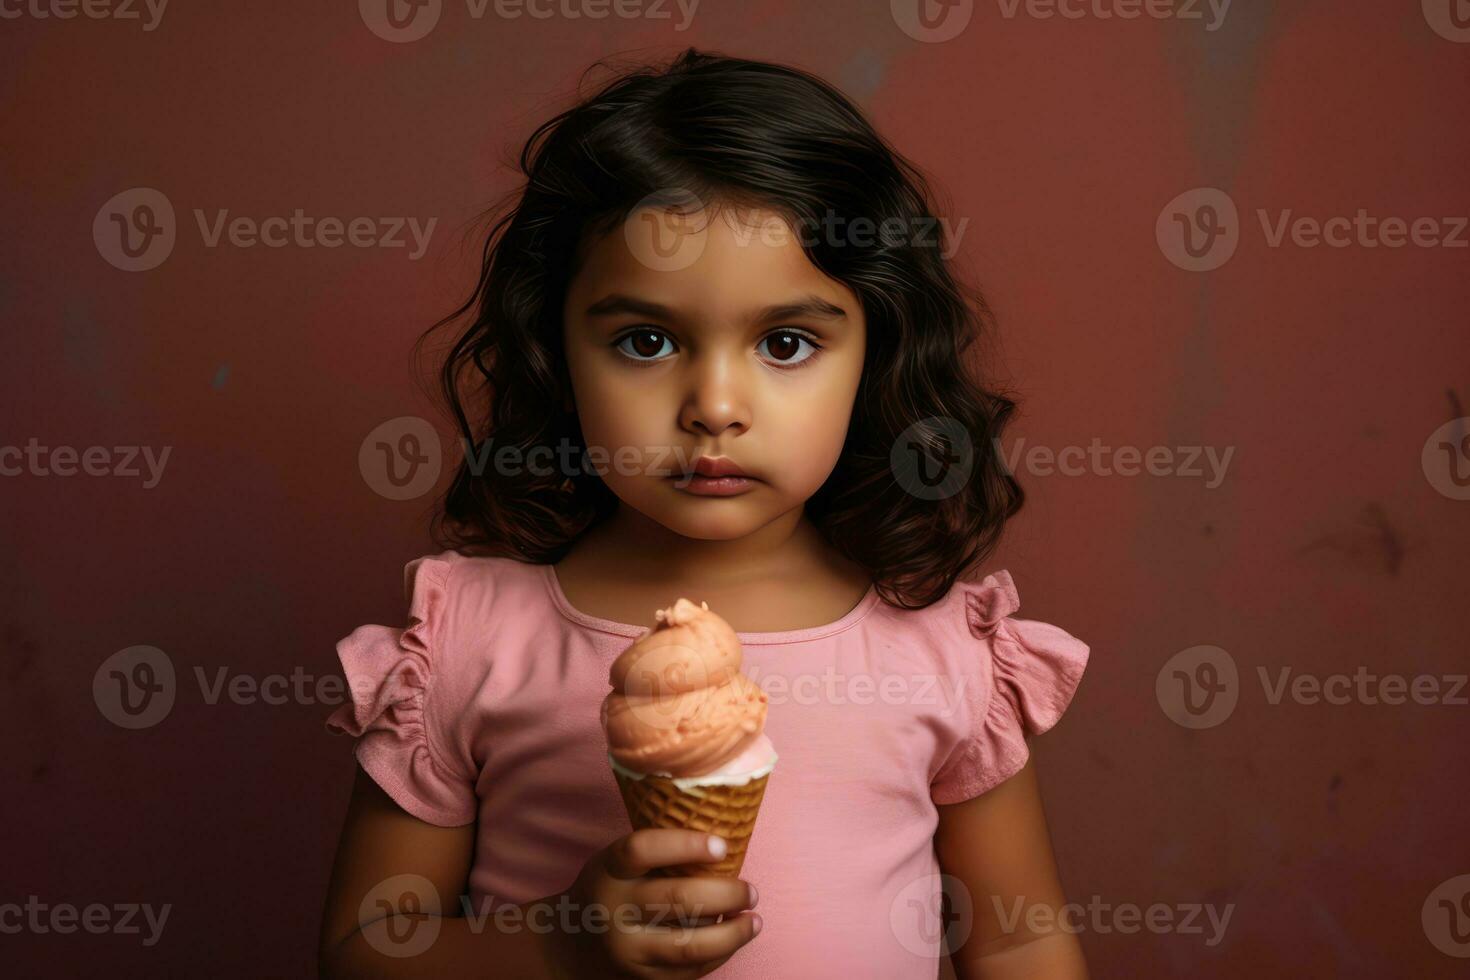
{"left": 326, "top": 551, "right": 1089, "bottom": 978}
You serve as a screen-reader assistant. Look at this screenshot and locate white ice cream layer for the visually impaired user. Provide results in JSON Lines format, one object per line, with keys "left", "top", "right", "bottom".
{"left": 608, "top": 734, "right": 778, "bottom": 793}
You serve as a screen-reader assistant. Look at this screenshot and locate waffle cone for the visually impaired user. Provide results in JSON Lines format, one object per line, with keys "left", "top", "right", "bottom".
{"left": 613, "top": 765, "right": 772, "bottom": 877}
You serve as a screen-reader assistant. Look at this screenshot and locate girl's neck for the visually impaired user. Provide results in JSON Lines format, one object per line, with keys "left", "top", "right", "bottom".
{"left": 553, "top": 504, "right": 874, "bottom": 634}
{"left": 565, "top": 504, "right": 866, "bottom": 596}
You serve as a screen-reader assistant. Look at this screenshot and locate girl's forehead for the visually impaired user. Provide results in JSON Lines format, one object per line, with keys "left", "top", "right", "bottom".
{"left": 568, "top": 206, "right": 853, "bottom": 317}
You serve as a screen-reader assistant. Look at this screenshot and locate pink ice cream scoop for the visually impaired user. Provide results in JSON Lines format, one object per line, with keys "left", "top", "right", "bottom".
{"left": 601, "top": 598, "right": 770, "bottom": 779}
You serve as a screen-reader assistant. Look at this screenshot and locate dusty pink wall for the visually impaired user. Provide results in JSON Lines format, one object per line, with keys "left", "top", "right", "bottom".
{"left": 4, "top": 1, "right": 1467, "bottom": 976}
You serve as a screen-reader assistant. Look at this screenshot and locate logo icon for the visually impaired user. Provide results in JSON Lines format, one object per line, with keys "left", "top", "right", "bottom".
{"left": 622, "top": 188, "right": 709, "bottom": 273}
{"left": 1422, "top": 417, "right": 1470, "bottom": 500}
{"left": 359, "top": 416, "right": 442, "bottom": 500}
{"left": 889, "top": 872, "right": 974, "bottom": 957}
{"left": 358, "top": 874, "right": 442, "bottom": 958}
{"left": 360, "top": 0, "right": 441, "bottom": 42}
{"left": 1156, "top": 645, "right": 1238, "bottom": 729}
{"left": 617, "top": 639, "right": 716, "bottom": 736}
{"left": 1423, "top": 874, "right": 1470, "bottom": 957}
{"left": 890, "top": 416, "right": 975, "bottom": 500}
{"left": 1423, "top": 0, "right": 1470, "bottom": 42}
{"left": 891, "top": 0, "right": 974, "bottom": 43}
{"left": 94, "top": 188, "right": 176, "bottom": 272}
{"left": 1156, "top": 188, "right": 1239, "bottom": 272}
{"left": 93, "top": 645, "right": 176, "bottom": 729}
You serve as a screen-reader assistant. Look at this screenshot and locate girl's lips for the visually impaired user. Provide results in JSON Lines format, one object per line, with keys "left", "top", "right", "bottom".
{"left": 670, "top": 474, "right": 757, "bottom": 496}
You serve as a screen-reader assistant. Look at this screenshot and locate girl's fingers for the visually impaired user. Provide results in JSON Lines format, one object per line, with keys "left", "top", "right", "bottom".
{"left": 635, "top": 910, "right": 762, "bottom": 968}
{"left": 603, "top": 829, "right": 728, "bottom": 880}
{"left": 625, "top": 875, "right": 756, "bottom": 924}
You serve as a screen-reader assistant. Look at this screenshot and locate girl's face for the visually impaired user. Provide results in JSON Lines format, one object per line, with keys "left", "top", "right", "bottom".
{"left": 562, "top": 204, "right": 867, "bottom": 541}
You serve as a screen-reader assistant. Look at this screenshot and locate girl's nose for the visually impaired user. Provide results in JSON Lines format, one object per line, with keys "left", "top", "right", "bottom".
{"left": 678, "top": 354, "right": 751, "bottom": 437}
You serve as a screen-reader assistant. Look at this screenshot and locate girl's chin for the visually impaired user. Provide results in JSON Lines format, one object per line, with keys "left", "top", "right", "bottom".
{"left": 656, "top": 508, "right": 775, "bottom": 541}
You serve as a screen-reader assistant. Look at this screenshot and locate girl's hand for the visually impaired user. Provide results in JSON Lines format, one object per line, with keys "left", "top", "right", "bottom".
{"left": 542, "top": 828, "right": 762, "bottom": 979}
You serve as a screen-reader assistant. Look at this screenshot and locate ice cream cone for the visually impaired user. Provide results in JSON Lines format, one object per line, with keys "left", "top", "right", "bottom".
{"left": 610, "top": 754, "right": 775, "bottom": 877}
{"left": 602, "top": 597, "right": 776, "bottom": 877}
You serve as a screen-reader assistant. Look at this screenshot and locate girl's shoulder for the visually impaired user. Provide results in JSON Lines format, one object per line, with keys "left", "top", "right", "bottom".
{"left": 946, "top": 571, "right": 1090, "bottom": 714}
{"left": 871, "top": 568, "right": 1089, "bottom": 659}
{"left": 324, "top": 551, "right": 560, "bottom": 824}
{"left": 332, "top": 550, "right": 560, "bottom": 690}
{"left": 869, "top": 570, "right": 1092, "bottom": 804}
{"left": 390, "top": 549, "right": 569, "bottom": 654}
{"left": 401, "top": 548, "right": 548, "bottom": 611}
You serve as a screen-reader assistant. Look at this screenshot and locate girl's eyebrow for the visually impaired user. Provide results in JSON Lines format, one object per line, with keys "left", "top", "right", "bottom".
{"left": 583, "top": 293, "right": 849, "bottom": 325}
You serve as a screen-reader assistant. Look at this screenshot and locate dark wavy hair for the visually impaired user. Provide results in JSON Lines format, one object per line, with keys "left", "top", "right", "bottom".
{"left": 417, "top": 47, "right": 1023, "bottom": 610}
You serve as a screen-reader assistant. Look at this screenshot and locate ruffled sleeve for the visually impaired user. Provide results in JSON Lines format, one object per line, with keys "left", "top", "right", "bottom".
{"left": 325, "top": 555, "right": 478, "bottom": 826}
{"left": 930, "top": 570, "right": 1090, "bottom": 805}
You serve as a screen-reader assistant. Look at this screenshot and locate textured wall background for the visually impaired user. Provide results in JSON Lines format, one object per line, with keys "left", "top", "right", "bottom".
{"left": 4, "top": 1, "right": 1468, "bottom": 976}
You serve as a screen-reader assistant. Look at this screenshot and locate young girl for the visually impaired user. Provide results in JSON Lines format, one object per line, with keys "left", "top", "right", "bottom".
{"left": 319, "top": 48, "right": 1090, "bottom": 979}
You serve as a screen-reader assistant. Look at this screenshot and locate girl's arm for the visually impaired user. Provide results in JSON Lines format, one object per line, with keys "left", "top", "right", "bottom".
{"left": 318, "top": 766, "right": 557, "bottom": 978}
{"left": 318, "top": 766, "right": 759, "bottom": 978}
{"left": 934, "top": 758, "right": 1088, "bottom": 979}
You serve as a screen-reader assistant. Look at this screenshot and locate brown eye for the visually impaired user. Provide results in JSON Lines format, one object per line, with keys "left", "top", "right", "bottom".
{"left": 757, "top": 331, "right": 820, "bottom": 367}
{"left": 766, "top": 333, "right": 799, "bottom": 360}
{"left": 628, "top": 331, "right": 663, "bottom": 357}
{"left": 615, "top": 329, "right": 674, "bottom": 361}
